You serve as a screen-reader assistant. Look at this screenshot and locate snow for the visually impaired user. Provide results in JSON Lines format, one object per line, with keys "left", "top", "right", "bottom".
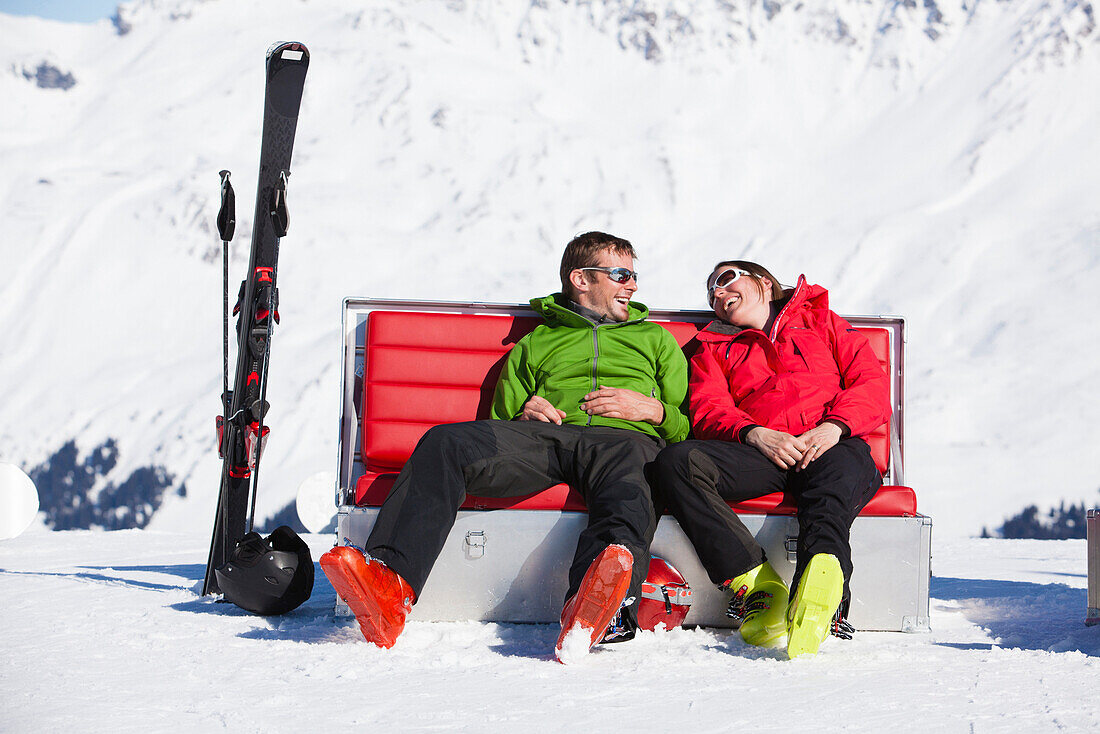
{"left": 0, "top": 0, "right": 1097, "bottom": 539}
{"left": 554, "top": 624, "right": 595, "bottom": 665}
{"left": 1, "top": 2, "right": 1099, "bottom": 724}
{"left": 1, "top": 529, "right": 1097, "bottom": 731}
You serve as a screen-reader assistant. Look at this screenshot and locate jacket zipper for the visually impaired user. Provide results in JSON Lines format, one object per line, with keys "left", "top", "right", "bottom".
{"left": 768, "top": 277, "right": 804, "bottom": 342}
{"left": 724, "top": 277, "right": 806, "bottom": 362}
{"left": 551, "top": 303, "right": 644, "bottom": 427}
{"left": 588, "top": 324, "right": 599, "bottom": 426}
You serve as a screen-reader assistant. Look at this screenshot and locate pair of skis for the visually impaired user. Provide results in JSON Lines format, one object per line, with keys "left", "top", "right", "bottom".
{"left": 202, "top": 42, "right": 310, "bottom": 596}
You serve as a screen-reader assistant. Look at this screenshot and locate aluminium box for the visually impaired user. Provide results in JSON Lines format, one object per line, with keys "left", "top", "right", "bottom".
{"left": 336, "top": 506, "right": 931, "bottom": 632}
{"left": 1088, "top": 509, "right": 1099, "bottom": 626}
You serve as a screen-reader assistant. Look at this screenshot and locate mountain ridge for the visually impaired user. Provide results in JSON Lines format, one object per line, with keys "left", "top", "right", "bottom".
{"left": 1, "top": 0, "right": 1097, "bottom": 537}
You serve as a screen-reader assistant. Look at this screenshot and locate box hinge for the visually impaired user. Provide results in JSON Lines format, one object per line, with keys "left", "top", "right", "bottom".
{"left": 784, "top": 535, "right": 798, "bottom": 563}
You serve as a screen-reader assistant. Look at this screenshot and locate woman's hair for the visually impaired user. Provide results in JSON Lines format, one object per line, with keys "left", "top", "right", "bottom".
{"left": 709, "top": 260, "right": 785, "bottom": 303}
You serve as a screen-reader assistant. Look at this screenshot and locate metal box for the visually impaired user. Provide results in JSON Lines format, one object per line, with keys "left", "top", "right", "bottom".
{"left": 1088, "top": 509, "right": 1099, "bottom": 626}
{"left": 336, "top": 507, "right": 932, "bottom": 632}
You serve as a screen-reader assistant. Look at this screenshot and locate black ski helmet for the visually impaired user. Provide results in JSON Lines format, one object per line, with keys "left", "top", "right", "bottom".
{"left": 215, "top": 526, "right": 314, "bottom": 615}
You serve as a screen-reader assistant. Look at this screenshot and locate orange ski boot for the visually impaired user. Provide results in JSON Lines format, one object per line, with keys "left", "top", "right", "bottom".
{"left": 320, "top": 545, "right": 415, "bottom": 649}
{"left": 554, "top": 544, "right": 634, "bottom": 664}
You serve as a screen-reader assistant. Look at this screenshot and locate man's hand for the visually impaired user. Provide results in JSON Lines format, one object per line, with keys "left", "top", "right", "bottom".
{"left": 794, "top": 422, "right": 844, "bottom": 470}
{"left": 517, "top": 395, "right": 567, "bottom": 424}
{"left": 745, "top": 427, "right": 810, "bottom": 470}
{"left": 581, "top": 386, "right": 664, "bottom": 425}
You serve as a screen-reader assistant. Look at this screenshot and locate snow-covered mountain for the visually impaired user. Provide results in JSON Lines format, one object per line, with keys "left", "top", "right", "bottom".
{"left": 1, "top": 0, "right": 1097, "bottom": 538}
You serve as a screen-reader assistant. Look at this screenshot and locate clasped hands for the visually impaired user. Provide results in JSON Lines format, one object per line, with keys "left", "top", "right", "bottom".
{"left": 517, "top": 386, "right": 664, "bottom": 425}
{"left": 745, "top": 422, "right": 844, "bottom": 471}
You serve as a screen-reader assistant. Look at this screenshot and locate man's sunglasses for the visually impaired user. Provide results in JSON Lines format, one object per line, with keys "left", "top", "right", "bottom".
{"left": 706, "top": 268, "right": 752, "bottom": 304}
{"left": 579, "top": 267, "right": 639, "bottom": 284}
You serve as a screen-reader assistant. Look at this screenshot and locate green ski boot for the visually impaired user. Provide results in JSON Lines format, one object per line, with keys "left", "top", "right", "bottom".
{"left": 786, "top": 553, "right": 844, "bottom": 659}
{"left": 724, "top": 561, "right": 789, "bottom": 647}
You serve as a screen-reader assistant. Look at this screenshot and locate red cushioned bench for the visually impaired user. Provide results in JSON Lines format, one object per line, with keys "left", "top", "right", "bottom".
{"left": 334, "top": 299, "right": 931, "bottom": 632}
{"left": 353, "top": 309, "right": 915, "bottom": 516}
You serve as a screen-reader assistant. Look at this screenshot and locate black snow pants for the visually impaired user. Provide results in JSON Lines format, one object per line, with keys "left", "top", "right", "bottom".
{"left": 651, "top": 438, "right": 881, "bottom": 605}
{"left": 365, "top": 420, "right": 664, "bottom": 614}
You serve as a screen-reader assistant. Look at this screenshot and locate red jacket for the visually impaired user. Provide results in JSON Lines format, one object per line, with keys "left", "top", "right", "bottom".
{"left": 689, "top": 276, "right": 890, "bottom": 471}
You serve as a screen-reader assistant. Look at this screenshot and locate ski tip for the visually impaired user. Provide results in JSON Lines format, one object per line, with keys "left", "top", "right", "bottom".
{"left": 266, "top": 41, "right": 309, "bottom": 64}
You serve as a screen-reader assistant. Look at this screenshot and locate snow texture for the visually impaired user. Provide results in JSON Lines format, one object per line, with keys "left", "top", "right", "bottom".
{"left": 554, "top": 623, "right": 596, "bottom": 665}
{"left": 1, "top": 3, "right": 1098, "bottom": 727}
{"left": 1, "top": 530, "right": 1097, "bottom": 731}
{"left": 0, "top": 2, "right": 1098, "bottom": 536}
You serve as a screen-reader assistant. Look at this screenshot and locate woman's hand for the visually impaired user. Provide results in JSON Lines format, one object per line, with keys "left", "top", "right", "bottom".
{"left": 517, "top": 395, "right": 567, "bottom": 424}
{"left": 745, "top": 427, "right": 810, "bottom": 469}
{"left": 581, "top": 386, "right": 665, "bottom": 425}
{"left": 794, "top": 422, "right": 844, "bottom": 470}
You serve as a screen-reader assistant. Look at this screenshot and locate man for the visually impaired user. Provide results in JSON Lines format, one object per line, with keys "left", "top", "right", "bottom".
{"left": 320, "top": 231, "right": 689, "bottom": 663}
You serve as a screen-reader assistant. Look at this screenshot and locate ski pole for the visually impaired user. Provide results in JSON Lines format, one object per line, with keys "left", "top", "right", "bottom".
{"left": 217, "top": 170, "right": 237, "bottom": 567}
{"left": 203, "top": 169, "right": 237, "bottom": 597}
{"left": 218, "top": 170, "right": 236, "bottom": 440}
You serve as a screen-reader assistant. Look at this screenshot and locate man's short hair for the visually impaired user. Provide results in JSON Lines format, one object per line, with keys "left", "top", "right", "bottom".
{"left": 559, "top": 231, "right": 637, "bottom": 298}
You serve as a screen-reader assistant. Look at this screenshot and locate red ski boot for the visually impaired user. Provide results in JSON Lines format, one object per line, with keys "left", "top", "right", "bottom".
{"left": 320, "top": 545, "right": 414, "bottom": 649}
{"left": 554, "top": 544, "right": 633, "bottom": 664}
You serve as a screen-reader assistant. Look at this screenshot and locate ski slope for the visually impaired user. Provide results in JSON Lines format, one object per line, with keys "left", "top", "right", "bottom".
{"left": 0, "top": 0, "right": 1098, "bottom": 538}
{"left": 1, "top": 4, "right": 1097, "bottom": 729}
{"left": 1, "top": 529, "right": 1096, "bottom": 732}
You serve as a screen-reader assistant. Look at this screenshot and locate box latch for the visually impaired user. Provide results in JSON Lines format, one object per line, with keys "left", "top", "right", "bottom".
{"left": 464, "top": 530, "right": 486, "bottom": 560}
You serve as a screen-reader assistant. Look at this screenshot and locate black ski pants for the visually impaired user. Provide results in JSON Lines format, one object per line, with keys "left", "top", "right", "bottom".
{"left": 365, "top": 420, "right": 664, "bottom": 610}
{"left": 652, "top": 438, "right": 881, "bottom": 602}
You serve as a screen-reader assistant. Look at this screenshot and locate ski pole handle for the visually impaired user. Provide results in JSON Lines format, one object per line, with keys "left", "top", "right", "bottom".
{"left": 218, "top": 170, "right": 236, "bottom": 242}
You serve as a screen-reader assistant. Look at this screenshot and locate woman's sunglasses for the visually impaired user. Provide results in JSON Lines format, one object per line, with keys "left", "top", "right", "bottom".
{"left": 707, "top": 268, "right": 752, "bottom": 304}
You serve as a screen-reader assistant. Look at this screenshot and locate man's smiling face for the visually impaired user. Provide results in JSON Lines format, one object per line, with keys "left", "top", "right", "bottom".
{"left": 575, "top": 251, "right": 638, "bottom": 322}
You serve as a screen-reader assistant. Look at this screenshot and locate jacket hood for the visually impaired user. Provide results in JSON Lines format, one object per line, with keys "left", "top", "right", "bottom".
{"left": 697, "top": 275, "right": 829, "bottom": 343}
{"left": 530, "top": 293, "right": 649, "bottom": 326}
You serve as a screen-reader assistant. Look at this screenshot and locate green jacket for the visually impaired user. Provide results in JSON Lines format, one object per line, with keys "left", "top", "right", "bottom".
{"left": 489, "top": 293, "right": 690, "bottom": 443}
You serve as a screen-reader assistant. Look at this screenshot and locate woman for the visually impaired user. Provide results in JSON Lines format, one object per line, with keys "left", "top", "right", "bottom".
{"left": 653, "top": 260, "right": 890, "bottom": 658}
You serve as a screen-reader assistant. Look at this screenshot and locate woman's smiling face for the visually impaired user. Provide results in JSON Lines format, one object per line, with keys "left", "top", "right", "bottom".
{"left": 709, "top": 266, "right": 772, "bottom": 330}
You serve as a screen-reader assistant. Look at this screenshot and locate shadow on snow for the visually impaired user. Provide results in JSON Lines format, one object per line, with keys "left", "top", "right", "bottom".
{"left": 0, "top": 563, "right": 205, "bottom": 592}
{"left": 931, "top": 576, "right": 1099, "bottom": 657}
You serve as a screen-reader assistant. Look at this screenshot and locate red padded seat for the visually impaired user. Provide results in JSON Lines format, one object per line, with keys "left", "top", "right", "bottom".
{"left": 354, "top": 474, "right": 916, "bottom": 516}
{"left": 355, "top": 474, "right": 586, "bottom": 511}
{"left": 354, "top": 310, "right": 914, "bottom": 518}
